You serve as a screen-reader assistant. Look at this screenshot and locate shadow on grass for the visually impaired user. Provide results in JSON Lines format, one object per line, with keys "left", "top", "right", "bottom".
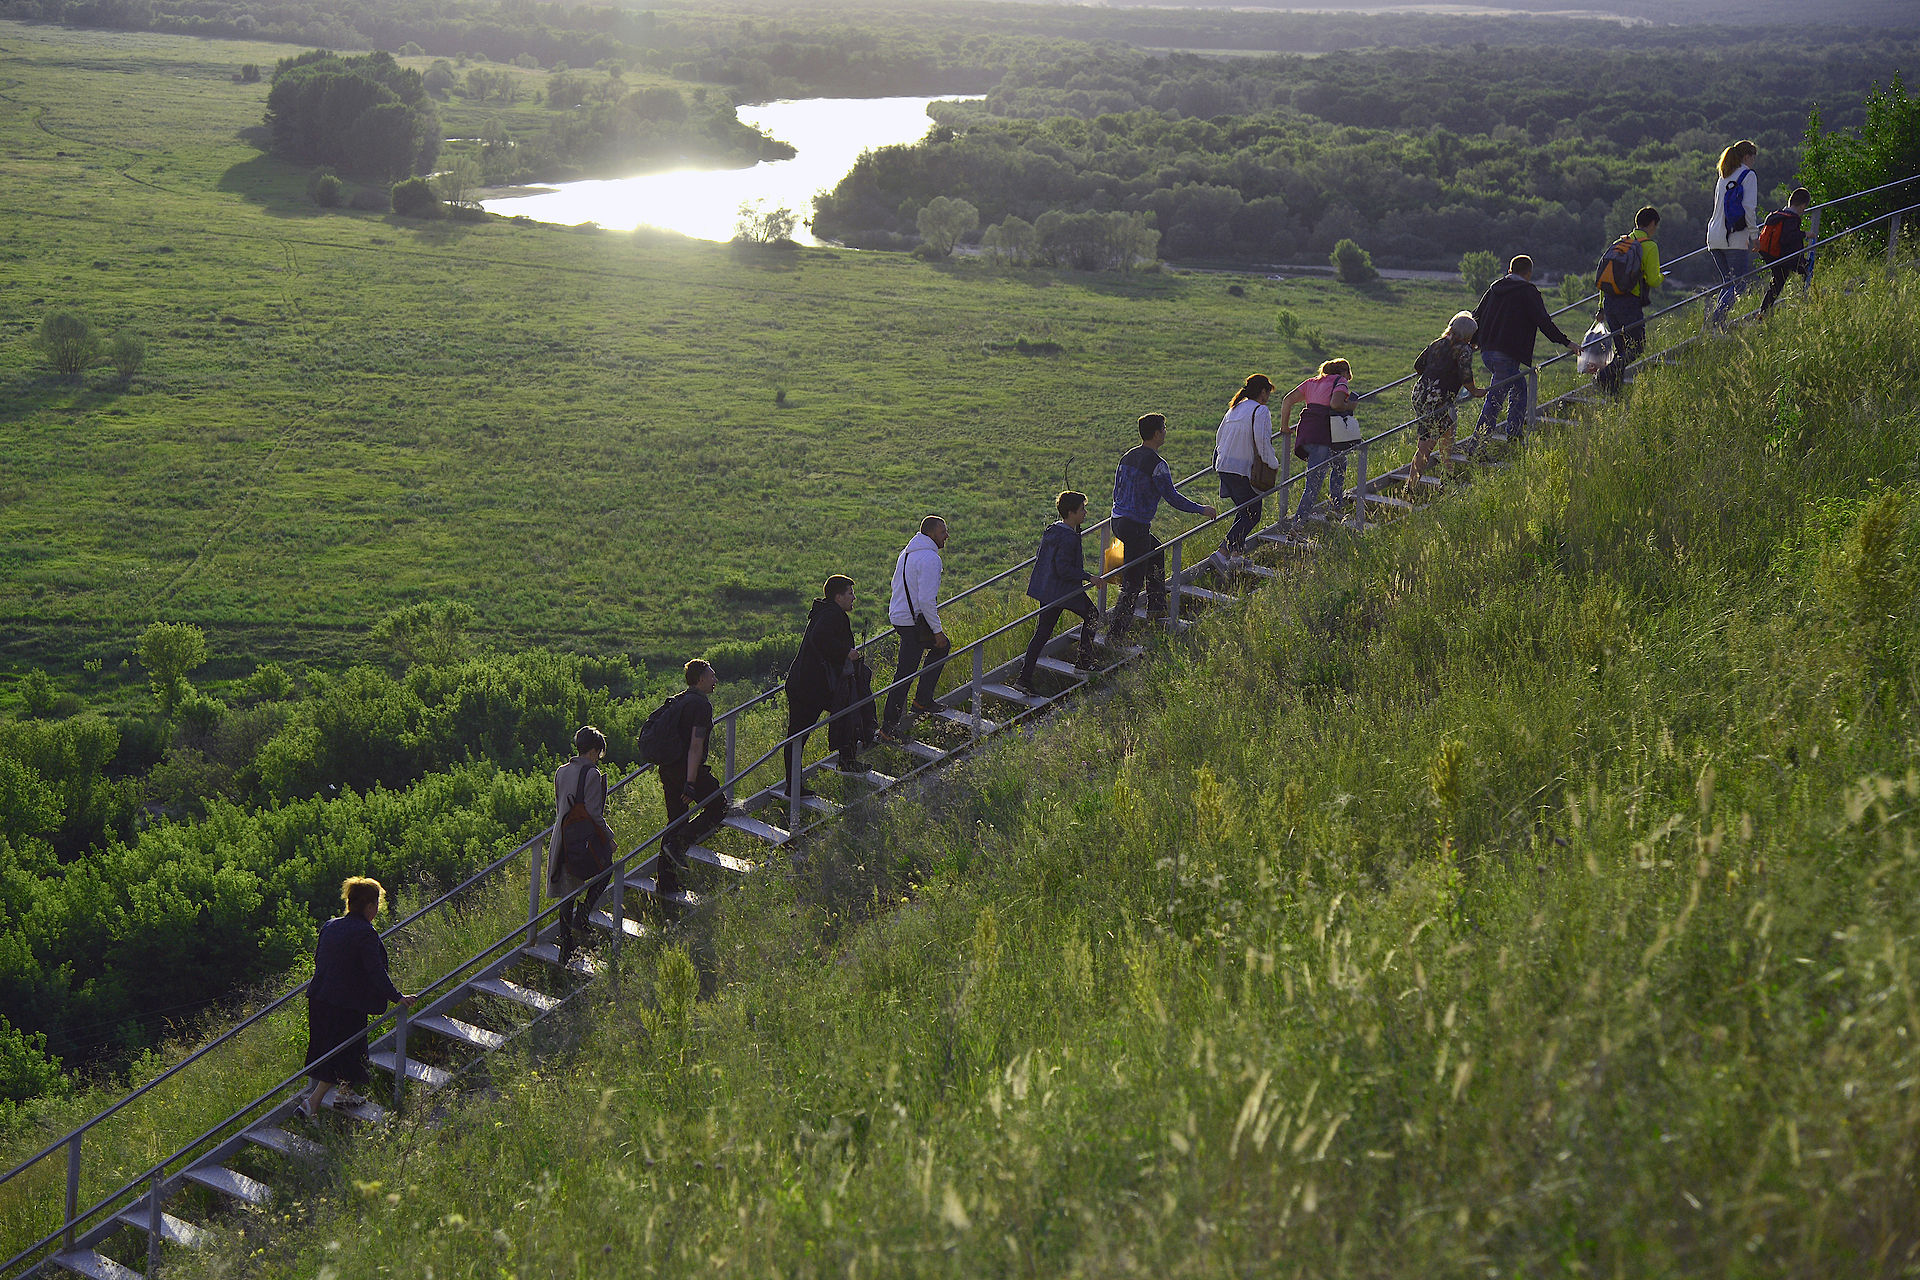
{"left": 215, "top": 150, "right": 328, "bottom": 220}
{"left": 0, "top": 370, "right": 133, "bottom": 416}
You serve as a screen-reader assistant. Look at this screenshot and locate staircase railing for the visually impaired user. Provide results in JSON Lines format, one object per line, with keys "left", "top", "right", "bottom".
{"left": 3, "top": 171, "right": 1912, "bottom": 1280}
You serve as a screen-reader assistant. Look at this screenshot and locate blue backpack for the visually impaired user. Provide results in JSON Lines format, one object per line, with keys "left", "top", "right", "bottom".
{"left": 1722, "top": 170, "right": 1750, "bottom": 234}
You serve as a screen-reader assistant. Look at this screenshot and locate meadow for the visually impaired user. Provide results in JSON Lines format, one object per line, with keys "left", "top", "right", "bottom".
{"left": 0, "top": 21, "right": 1461, "bottom": 688}
{"left": 128, "top": 250, "right": 1920, "bottom": 1278}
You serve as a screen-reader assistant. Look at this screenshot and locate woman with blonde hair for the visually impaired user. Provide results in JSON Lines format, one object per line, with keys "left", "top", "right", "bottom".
{"left": 1407, "top": 312, "right": 1485, "bottom": 492}
{"left": 295, "top": 877, "right": 413, "bottom": 1119}
{"left": 1706, "top": 139, "right": 1760, "bottom": 327}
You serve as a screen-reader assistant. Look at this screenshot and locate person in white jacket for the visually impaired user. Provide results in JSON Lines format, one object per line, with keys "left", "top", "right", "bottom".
{"left": 1706, "top": 139, "right": 1760, "bottom": 327}
{"left": 880, "top": 516, "right": 949, "bottom": 739}
{"left": 1201, "top": 373, "right": 1279, "bottom": 576}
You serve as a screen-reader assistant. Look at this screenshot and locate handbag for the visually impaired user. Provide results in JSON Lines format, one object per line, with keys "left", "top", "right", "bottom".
{"left": 1329, "top": 411, "right": 1362, "bottom": 444}
{"left": 1244, "top": 401, "right": 1279, "bottom": 491}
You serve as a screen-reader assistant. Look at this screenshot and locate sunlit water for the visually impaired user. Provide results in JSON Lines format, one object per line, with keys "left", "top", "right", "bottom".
{"left": 479, "top": 95, "right": 978, "bottom": 244}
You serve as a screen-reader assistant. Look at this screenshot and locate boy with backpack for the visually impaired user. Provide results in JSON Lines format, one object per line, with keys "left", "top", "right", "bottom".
{"left": 546, "top": 725, "right": 617, "bottom": 964}
{"left": 640, "top": 659, "right": 733, "bottom": 905}
{"left": 1594, "top": 206, "right": 1663, "bottom": 396}
{"left": 1757, "top": 187, "right": 1812, "bottom": 314}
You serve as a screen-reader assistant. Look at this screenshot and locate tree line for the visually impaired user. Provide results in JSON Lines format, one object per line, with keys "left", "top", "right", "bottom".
{"left": 813, "top": 40, "right": 1917, "bottom": 270}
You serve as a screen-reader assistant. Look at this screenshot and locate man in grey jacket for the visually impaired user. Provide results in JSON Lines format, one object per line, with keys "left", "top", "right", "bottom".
{"left": 546, "top": 725, "right": 617, "bottom": 964}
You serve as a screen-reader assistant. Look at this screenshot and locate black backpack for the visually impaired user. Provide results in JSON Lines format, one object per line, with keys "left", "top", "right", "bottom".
{"left": 1413, "top": 337, "right": 1463, "bottom": 397}
{"left": 558, "top": 766, "right": 613, "bottom": 877}
{"left": 638, "top": 694, "right": 685, "bottom": 766}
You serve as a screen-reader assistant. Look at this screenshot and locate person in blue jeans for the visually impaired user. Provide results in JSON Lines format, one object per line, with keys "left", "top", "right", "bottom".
{"left": 1274, "top": 358, "right": 1356, "bottom": 526}
{"left": 1106, "top": 414, "right": 1216, "bottom": 642}
{"left": 1706, "top": 140, "right": 1760, "bottom": 328}
{"left": 1469, "top": 255, "right": 1575, "bottom": 445}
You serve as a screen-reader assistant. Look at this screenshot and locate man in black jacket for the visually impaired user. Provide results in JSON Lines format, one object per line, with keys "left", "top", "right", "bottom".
{"left": 1471, "top": 255, "right": 1576, "bottom": 444}
{"left": 783, "top": 575, "right": 860, "bottom": 801}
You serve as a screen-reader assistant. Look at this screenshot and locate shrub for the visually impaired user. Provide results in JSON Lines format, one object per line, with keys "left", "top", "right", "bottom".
{"left": 18, "top": 670, "right": 56, "bottom": 719}
{"left": 1459, "top": 249, "right": 1502, "bottom": 296}
{"left": 107, "top": 332, "right": 145, "bottom": 382}
{"left": 137, "top": 621, "right": 208, "bottom": 720}
{"left": 0, "top": 1017, "right": 65, "bottom": 1108}
{"left": 37, "top": 311, "right": 100, "bottom": 379}
{"left": 310, "top": 169, "right": 343, "bottom": 207}
{"left": 391, "top": 176, "right": 442, "bottom": 218}
{"left": 1330, "top": 237, "right": 1379, "bottom": 283}
{"left": 238, "top": 63, "right": 260, "bottom": 83}
{"left": 916, "top": 196, "right": 979, "bottom": 257}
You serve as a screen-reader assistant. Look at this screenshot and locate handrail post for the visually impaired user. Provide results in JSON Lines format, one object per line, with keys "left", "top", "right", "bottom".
{"left": 1525, "top": 367, "right": 1539, "bottom": 438}
{"left": 147, "top": 1166, "right": 164, "bottom": 1278}
{"left": 723, "top": 714, "right": 737, "bottom": 803}
{"left": 1804, "top": 207, "right": 1821, "bottom": 286}
{"left": 392, "top": 1003, "right": 409, "bottom": 1116}
{"left": 526, "top": 836, "right": 541, "bottom": 947}
{"left": 788, "top": 738, "right": 802, "bottom": 834}
{"left": 970, "top": 646, "right": 984, "bottom": 745}
{"left": 1349, "top": 443, "right": 1369, "bottom": 531}
{"left": 1168, "top": 541, "right": 1183, "bottom": 624}
{"left": 64, "top": 1133, "right": 80, "bottom": 1249}
{"left": 1889, "top": 211, "right": 1903, "bottom": 277}
{"left": 608, "top": 867, "right": 625, "bottom": 983}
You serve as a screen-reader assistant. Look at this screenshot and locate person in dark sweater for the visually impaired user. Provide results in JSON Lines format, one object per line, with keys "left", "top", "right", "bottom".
{"left": 296, "top": 877, "right": 413, "bottom": 1118}
{"left": 783, "top": 575, "right": 861, "bottom": 800}
{"left": 1013, "top": 491, "right": 1101, "bottom": 694}
{"left": 1471, "top": 255, "right": 1576, "bottom": 444}
{"left": 1759, "top": 187, "right": 1812, "bottom": 314}
{"left": 1107, "top": 414, "right": 1216, "bottom": 642}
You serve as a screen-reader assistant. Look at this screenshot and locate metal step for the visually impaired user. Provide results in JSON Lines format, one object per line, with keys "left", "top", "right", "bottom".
{"left": 1250, "top": 531, "right": 1310, "bottom": 548}
{"left": 1177, "top": 585, "right": 1239, "bottom": 606}
{"left": 620, "top": 875, "right": 701, "bottom": 908}
{"left": 50, "top": 1250, "right": 142, "bottom": 1280}
{"left": 829, "top": 767, "right": 896, "bottom": 788}
{"left": 900, "top": 739, "right": 947, "bottom": 763}
{"left": 684, "top": 842, "right": 758, "bottom": 873}
{"left": 1236, "top": 563, "right": 1281, "bottom": 580}
{"left": 932, "top": 707, "right": 1001, "bottom": 733}
{"left": 1034, "top": 656, "right": 1092, "bottom": 679}
{"left": 368, "top": 1051, "right": 453, "bottom": 1090}
{"left": 113, "top": 1205, "right": 213, "bottom": 1249}
{"left": 766, "top": 785, "right": 839, "bottom": 816}
{"left": 981, "top": 682, "right": 1050, "bottom": 709}
{"left": 1363, "top": 493, "right": 1416, "bottom": 511}
{"left": 520, "top": 943, "right": 601, "bottom": 976}
{"left": 181, "top": 1164, "right": 271, "bottom": 1207}
{"left": 331, "top": 1096, "right": 388, "bottom": 1124}
{"left": 471, "top": 976, "right": 560, "bottom": 1014}
{"left": 722, "top": 812, "right": 790, "bottom": 845}
{"left": 414, "top": 1013, "right": 509, "bottom": 1052}
{"left": 587, "top": 908, "right": 647, "bottom": 939}
{"left": 1536, "top": 415, "right": 1576, "bottom": 426}
{"left": 244, "top": 1126, "right": 324, "bottom": 1160}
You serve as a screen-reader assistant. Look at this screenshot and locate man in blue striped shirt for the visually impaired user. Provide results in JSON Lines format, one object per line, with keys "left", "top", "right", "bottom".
{"left": 1107, "top": 414, "right": 1215, "bottom": 642}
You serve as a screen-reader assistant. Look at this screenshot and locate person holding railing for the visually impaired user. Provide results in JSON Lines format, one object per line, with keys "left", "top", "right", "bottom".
{"left": 1275, "top": 359, "right": 1357, "bottom": 526}
{"left": 1758, "top": 187, "right": 1812, "bottom": 314}
{"left": 659, "top": 659, "right": 729, "bottom": 901}
{"left": 1469, "top": 256, "right": 1574, "bottom": 446}
{"left": 1407, "top": 313, "right": 1485, "bottom": 491}
{"left": 546, "top": 726, "right": 617, "bottom": 965}
{"left": 880, "top": 516, "right": 951, "bottom": 742}
{"left": 1597, "top": 207, "right": 1664, "bottom": 397}
{"left": 784, "top": 575, "right": 864, "bottom": 798}
{"left": 1201, "top": 374, "right": 1280, "bottom": 577}
{"left": 1707, "top": 140, "right": 1761, "bottom": 328}
{"left": 1012, "top": 491, "right": 1101, "bottom": 695}
{"left": 1106, "top": 414, "right": 1216, "bottom": 642}
{"left": 294, "top": 877, "right": 414, "bottom": 1120}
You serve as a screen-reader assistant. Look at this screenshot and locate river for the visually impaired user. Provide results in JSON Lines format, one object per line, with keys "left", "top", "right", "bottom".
{"left": 478, "top": 95, "right": 977, "bottom": 244}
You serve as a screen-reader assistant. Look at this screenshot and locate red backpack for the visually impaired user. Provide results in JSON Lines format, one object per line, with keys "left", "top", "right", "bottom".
{"left": 1754, "top": 210, "right": 1795, "bottom": 262}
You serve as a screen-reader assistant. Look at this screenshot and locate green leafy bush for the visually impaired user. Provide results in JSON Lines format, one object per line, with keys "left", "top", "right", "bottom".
{"left": 37, "top": 311, "right": 100, "bottom": 379}
{"left": 390, "top": 175, "right": 441, "bottom": 217}
{"left": 1459, "top": 249, "right": 1501, "bottom": 296}
{"left": 310, "top": 169, "right": 343, "bottom": 207}
{"left": 1330, "top": 236, "right": 1378, "bottom": 283}
{"left": 107, "top": 331, "right": 145, "bottom": 382}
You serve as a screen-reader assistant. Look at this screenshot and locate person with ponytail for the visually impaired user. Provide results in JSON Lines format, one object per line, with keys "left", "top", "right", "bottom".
{"left": 1706, "top": 139, "right": 1760, "bottom": 327}
{"left": 1201, "top": 373, "right": 1280, "bottom": 576}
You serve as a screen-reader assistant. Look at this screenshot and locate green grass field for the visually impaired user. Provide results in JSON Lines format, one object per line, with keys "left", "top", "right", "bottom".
{"left": 0, "top": 22, "right": 1466, "bottom": 685}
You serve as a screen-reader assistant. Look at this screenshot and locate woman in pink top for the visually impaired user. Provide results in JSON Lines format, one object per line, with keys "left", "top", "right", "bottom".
{"left": 1273, "top": 358, "right": 1356, "bottom": 527}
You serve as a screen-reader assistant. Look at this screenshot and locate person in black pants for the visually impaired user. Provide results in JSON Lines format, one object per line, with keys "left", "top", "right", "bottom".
{"left": 546, "top": 725, "right": 617, "bottom": 964}
{"left": 1013, "top": 491, "right": 1100, "bottom": 694}
{"left": 1598, "top": 207, "right": 1663, "bottom": 397}
{"left": 783, "top": 575, "right": 861, "bottom": 799}
{"left": 880, "top": 516, "right": 950, "bottom": 740}
{"left": 1106, "top": 414, "right": 1215, "bottom": 642}
{"left": 296, "top": 877, "right": 413, "bottom": 1119}
{"left": 1759, "top": 187, "right": 1812, "bottom": 314}
{"left": 660, "top": 659, "right": 729, "bottom": 899}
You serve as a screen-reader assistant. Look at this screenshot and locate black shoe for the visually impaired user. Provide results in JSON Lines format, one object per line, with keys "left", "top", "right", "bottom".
{"left": 910, "top": 697, "right": 943, "bottom": 717}
{"left": 779, "top": 782, "right": 819, "bottom": 799}
{"left": 1074, "top": 651, "right": 1099, "bottom": 671}
{"left": 1008, "top": 676, "right": 1037, "bottom": 697}
{"left": 835, "top": 756, "right": 867, "bottom": 776}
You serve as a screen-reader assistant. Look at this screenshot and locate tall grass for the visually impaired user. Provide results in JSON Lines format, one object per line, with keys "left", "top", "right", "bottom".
{"left": 141, "top": 263, "right": 1920, "bottom": 1276}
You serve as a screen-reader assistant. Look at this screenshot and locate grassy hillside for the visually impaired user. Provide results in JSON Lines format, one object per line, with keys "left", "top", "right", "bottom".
{"left": 0, "top": 22, "right": 1459, "bottom": 682}
{"left": 148, "top": 260, "right": 1920, "bottom": 1277}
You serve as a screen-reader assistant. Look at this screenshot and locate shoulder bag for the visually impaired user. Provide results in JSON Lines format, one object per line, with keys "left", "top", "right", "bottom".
{"left": 1244, "top": 402, "right": 1279, "bottom": 491}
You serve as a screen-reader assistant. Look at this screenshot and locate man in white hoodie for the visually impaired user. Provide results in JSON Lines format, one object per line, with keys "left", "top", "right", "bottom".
{"left": 880, "top": 515, "right": 950, "bottom": 740}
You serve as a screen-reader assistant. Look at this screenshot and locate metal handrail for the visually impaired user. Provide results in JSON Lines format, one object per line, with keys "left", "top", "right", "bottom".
{"left": 6, "top": 175, "right": 1912, "bottom": 1280}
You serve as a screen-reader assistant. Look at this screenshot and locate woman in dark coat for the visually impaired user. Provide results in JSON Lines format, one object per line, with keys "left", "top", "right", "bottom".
{"left": 783, "top": 575, "right": 858, "bottom": 799}
{"left": 296, "top": 877, "right": 413, "bottom": 1118}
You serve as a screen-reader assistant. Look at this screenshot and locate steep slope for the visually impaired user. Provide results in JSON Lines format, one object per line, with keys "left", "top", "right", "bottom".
{"left": 187, "top": 262, "right": 1919, "bottom": 1277}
